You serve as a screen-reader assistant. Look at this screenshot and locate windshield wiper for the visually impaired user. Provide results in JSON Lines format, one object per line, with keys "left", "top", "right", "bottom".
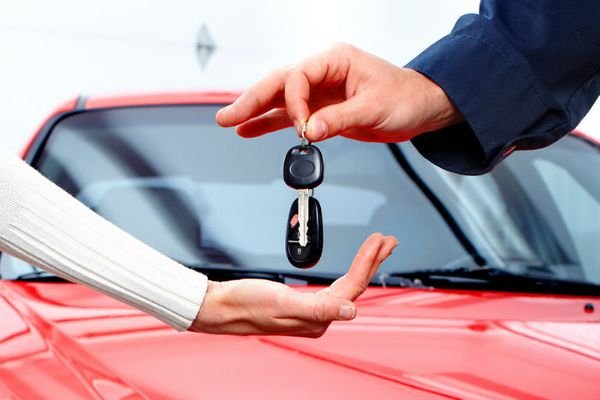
{"left": 15, "top": 270, "right": 67, "bottom": 282}
{"left": 182, "top": 262, "right": 341, "bottom": 285}
{"left": 13, "top": 263, "right": 341, "bottom": 286}
{"left": 384, "top": 266, "right": 600, "bottom": 295}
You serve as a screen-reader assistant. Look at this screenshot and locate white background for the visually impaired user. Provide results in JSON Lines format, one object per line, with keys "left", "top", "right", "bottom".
{"left": 1, "top": 0, "right": 599, "bottom": 152}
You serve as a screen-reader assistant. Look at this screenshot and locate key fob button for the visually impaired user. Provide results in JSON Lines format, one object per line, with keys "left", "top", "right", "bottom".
{"left": 288, "top": 243, "right": 313, "bottom": 263}
{"left": 290, "top": 159, "right": 315, "bottom": 177}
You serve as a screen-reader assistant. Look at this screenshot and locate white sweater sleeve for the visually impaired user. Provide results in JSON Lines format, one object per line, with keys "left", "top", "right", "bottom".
{"left": 0, "top": 146, "right": 207, "bottom": 331}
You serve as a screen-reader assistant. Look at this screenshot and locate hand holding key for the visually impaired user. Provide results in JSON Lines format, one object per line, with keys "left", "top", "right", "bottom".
{"left": 216, "top": 44, "right": 462, "bottom": 143}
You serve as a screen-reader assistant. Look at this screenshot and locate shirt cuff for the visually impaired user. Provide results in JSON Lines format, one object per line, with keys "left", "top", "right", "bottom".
{"left": 406, "top": 14, "right": 568, "bottom": 175}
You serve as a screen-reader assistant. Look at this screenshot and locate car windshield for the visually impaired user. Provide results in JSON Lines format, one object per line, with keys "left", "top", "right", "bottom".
{"left": 1, "top": 105, "right": 598, "bottom": 288}
{"left": 403, "top": 134, "right": 600, "bottom": 285}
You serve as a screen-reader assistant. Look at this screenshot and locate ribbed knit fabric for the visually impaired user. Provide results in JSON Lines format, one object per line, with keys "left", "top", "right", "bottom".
{"left": 0, "top": 146, "right": 207, "bottom": 331}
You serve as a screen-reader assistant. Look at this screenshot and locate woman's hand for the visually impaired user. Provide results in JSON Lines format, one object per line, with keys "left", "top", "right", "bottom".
{"left": 190, "top": 233, "right": 397, "bottom": 337}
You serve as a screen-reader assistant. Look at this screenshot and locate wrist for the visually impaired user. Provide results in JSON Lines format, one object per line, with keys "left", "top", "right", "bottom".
{"left": 406, "top": 68, "right": 464, "bottom": 136}
{"left": 428, "top": 77, "right": 463, "bottom": 130}
{"left": 190, "top": 280, "right": 225, "bottom": 333}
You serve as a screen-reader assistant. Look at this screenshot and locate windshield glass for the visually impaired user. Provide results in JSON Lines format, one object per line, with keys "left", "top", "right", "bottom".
{"left": 404, "top": 135, "right": 600, "bottom": 285}
{"left": 1, "top": 105, "right": 598, "bottom": 288}
{"left": 0, "top": 105, "right": 471, "bottom": 279}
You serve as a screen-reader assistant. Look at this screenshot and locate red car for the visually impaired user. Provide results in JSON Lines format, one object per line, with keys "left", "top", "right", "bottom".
{"left": 0, "top": 92, "right": 599, "bottom": 399}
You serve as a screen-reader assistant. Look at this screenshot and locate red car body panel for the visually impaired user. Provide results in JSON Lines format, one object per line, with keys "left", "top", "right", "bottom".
{"left": 0, "top": 282, "right": 598, "bottom": 399}
{"left": 3, "top": 92, "right": 599, "bottom": 399}
{"left": 84, "top": 91, "right": 240, "bottom": 109}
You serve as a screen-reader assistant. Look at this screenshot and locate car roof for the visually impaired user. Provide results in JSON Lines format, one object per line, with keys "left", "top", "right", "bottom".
{"left": 21, "top": 92, "right": 242, "bottom": 159}
{"left": 21, "top": 91, "right": 600, "bottom": 160}
{"left": 80, "top": 92, "right": 600, "bottom": 146}
{"left": 83, "top": 91, "right": 241, "bottom": 109}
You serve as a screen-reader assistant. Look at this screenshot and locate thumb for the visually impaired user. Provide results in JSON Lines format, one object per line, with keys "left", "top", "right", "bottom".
{"left": 293, "top": 293, "right": 357, "bottom": 322}
{"left": 306, "top": 96, "right": 365, "bottom": 142}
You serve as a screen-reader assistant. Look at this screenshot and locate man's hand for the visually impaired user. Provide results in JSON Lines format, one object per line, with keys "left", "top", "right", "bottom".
{"left": 190, "top": 233, "right": 397, "bottom": 337}
{"left": 216, "top": 44, "right": 462, "bottom": 143}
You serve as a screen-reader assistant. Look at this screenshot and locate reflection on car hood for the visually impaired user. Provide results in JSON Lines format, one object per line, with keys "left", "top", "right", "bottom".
{"left": 0, "top": 281, "right": 599, "bottom": 400}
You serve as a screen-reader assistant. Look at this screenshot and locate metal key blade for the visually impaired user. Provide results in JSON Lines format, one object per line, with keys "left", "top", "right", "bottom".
{"left": 297, "top": 189, "right": 310, "bottom": 246}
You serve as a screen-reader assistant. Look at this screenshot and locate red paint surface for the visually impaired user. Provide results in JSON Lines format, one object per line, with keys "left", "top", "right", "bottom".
{"left": 572, "top": 129, "right": 600, "bottom": 146}
{"left": 84, "top": 91, "right": 240, "bottom": 109}
{"left": 0, "top": 282, "right": 598, "bottom": 400}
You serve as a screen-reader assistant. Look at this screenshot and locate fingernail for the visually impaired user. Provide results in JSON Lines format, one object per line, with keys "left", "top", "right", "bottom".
{"left": 308, "top": 118, "right": 328, "bottom": 141}
{"left": 339, "top": 305, "right": 356, "bottom": 320}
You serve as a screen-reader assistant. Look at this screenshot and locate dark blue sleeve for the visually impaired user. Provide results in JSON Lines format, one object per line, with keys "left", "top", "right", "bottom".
{"left": 406, "top": 0, "right": 600, "bottom": 175}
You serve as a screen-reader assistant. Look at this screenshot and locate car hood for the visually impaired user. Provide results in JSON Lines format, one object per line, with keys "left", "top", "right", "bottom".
{"left": 0, "top": 281, "right": 598, "bottom": 400}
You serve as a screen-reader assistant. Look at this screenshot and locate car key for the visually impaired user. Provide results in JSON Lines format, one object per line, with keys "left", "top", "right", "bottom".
{"left": 297, "top": 188, "right": 310, "bottom": 246}
{"left": 283, "top": 122, "right": 325, "bottom": 268}
{"left": 286, "top": 197, "right": 323, "bottom": 269}
{"left": 283, "top": 125, "right": 324, "bottom": 247}
{"left": 284, "top": 142, "right": 322, "bottom": 246}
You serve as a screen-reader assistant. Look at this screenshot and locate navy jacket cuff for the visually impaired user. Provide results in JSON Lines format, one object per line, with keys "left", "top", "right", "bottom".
{"left": 406, "top": 15, "right": 568, "bottom": 175}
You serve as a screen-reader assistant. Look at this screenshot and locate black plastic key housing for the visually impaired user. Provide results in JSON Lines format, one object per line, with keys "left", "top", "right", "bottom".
{"left": 283, "top": 144, "right": 324, "bottom": 189}
{"left": 285, "top": 197, "right": 323, "bottom": 268}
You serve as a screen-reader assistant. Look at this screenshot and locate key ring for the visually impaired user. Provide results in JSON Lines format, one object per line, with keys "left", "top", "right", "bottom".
{"left": 300, "top": 121, "right": 309, "bottom": 147}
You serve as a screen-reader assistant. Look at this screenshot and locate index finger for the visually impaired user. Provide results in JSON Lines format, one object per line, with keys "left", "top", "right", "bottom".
{"left": 216, "top": 68, "right": 287, "bottom": 127}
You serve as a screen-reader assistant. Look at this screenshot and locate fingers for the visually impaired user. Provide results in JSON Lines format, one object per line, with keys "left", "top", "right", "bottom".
{"left": 306, "top": 96, "right": 367, "bottom": 142}
{"left": 284, "top": 68, "right": 311, "bottom": 131}
{"left": 327, "top": 233, "right": 398, "bottom": 300}
{"left": 216, "top": 68, "right": 287, "bottom": 127}
{"left": 190, "top": 234, "right": 397, "bottom": 338}
{"left": 218, "top": 45, "right": 353, "bottom": 139}
{"left": 235, "top": 108, "right": 292, "bottom": 138}
{"left": 284, "top": 291, "right": 357, "bottom": 323}
{"left": 326, "top": 233, "right": 384, "bottom": 300}
{"left": 287, "top": 48, "right": 352, "bottom": 140}
{"left": 282, "top": 232, "right": 397, "bottom": 324}
{"left": 368, "top": 235, "right": 398, "bottom": 281}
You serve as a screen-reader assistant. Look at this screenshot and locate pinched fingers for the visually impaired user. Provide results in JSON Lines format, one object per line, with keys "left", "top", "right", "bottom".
{"left": 306, "top": 95, "right": 368, "bottom": 142}
{"left": 216, "top": 68, "right": 288, "bottom": 127}
{"left": 218, "top": 45, "right": 354, "bottom": 137}
{"left": 235, "top": 108, "right": 292, "bottom": 138}
{"left": 285, "top": 47, "right": 354, "bottom": 138}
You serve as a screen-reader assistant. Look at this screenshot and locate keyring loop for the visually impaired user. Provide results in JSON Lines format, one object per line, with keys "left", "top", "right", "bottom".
{"left": 300, "top": 122, "right": 309, "bottom": 147}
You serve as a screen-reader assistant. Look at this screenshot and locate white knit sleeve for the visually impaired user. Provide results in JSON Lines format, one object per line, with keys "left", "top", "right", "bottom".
{"left": 0, "top": 146, "right": 207, "bottom": 331}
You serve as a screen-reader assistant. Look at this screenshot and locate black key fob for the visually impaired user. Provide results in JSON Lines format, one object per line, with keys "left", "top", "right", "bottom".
{"left": 283, "top": 144, "right": 324, "bottom": 189}
{"left": 286, "top": 197, "right": 323, "bottom": 269}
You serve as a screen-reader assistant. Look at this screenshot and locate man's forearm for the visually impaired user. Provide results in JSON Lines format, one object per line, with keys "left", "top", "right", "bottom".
{"left": 407, "top": 0, "right": 600, "bottom": 174}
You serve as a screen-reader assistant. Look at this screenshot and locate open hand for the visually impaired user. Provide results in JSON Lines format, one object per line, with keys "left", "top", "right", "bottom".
{"left": 190, "top": 232, "right": 397, "bottom": 337}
